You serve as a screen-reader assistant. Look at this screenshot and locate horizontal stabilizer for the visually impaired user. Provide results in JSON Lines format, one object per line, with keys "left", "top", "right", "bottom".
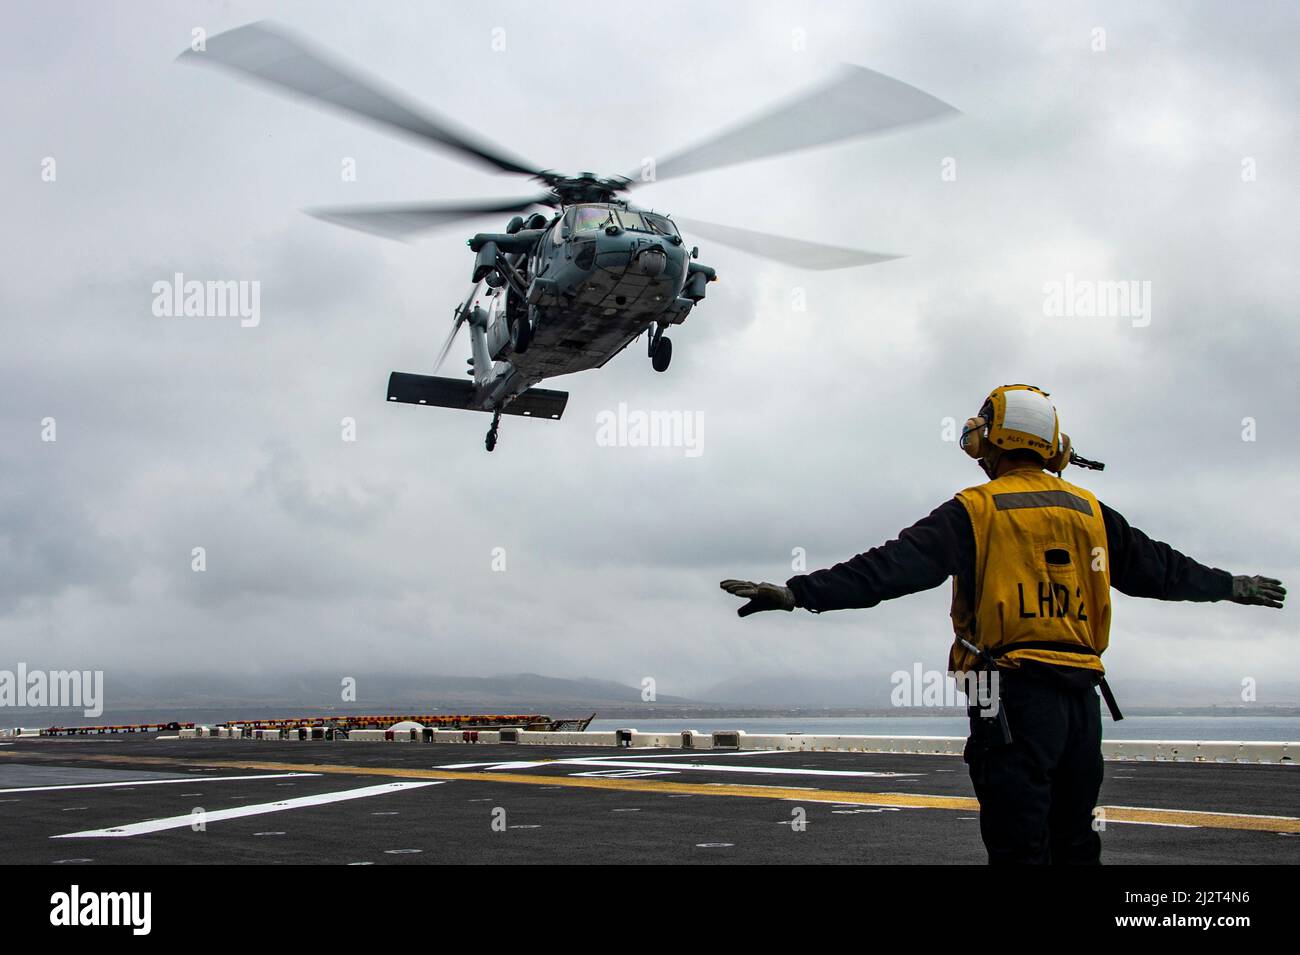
{"left": 386, "top": 372, "right": 568, "bottom": 420}
{"left": 502, "top": 386, "right": 569, "bottom": 419}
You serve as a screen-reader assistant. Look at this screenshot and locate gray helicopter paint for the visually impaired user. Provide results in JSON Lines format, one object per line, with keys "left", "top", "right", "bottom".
{"left": 456, "top": 203, "right": 696, "bottom": 411}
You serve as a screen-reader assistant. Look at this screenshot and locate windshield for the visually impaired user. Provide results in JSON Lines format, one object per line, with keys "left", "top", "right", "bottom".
{"left": 617, "top": 209, "right": 647, "bottom": 231}
{"left": 642, "top": 213, "right": 678, "bottom": 237}
{"left": 616, "top": 210, "right": 679, "bottom": 236}
{"left": 572, "top": 206, "right": 618, "bottom": 233}
{"left": 569, "top": 206, "right": 680, "bottom": 237}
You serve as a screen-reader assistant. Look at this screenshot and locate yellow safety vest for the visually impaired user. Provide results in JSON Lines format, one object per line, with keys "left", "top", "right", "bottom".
{"left": 949, "top": 468, "right": 1112, "bottom": 674}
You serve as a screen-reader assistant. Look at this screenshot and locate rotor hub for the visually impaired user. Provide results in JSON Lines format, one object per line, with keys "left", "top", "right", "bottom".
{"left": 536, "top": 171, "right": 631, "bottom": 207}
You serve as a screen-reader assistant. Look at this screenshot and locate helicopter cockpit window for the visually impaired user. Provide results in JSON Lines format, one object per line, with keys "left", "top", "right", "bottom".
{"left": 572, "top": 206, "right": 617, "bottom": 233}
{"left": 616, "top": 210, "right": 647, "bottom": 232}
{"left": 642, "top": 214, "right": 679, "bottom": 237}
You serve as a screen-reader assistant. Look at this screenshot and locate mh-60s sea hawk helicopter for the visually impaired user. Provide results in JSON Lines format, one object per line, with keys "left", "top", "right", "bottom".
{"left": 182, "top": 23, "right": 957, "bottom": 450}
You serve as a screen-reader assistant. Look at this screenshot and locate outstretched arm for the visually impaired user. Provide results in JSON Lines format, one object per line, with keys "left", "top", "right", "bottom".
{"left": 1102, "top": 502, "right": 1285, "bottom": 607}
{"left": 721, "top": 499, "right": 969, "bottom": 617}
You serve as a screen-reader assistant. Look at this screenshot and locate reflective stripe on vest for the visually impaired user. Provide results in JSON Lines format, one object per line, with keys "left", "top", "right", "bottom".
{"left": 949, "top": 469, "right": 1112, "bottom": 675}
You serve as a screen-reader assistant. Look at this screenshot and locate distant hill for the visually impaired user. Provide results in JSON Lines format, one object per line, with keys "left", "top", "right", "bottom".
{"left": 90, "top": 671, "right": 693, "bottom": 712}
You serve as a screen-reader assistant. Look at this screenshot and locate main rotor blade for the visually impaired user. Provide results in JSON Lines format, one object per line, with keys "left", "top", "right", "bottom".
{"left": 179, "top": 21, "right": 543, "bottom": 177}
{"left": 307, "top": 196, "right": 548, "bottom": 240}
{"left": 635, "top": 64, "right": 957, "bottom": 184}
{"left": 672, "top": 216, "right": 900, "bottom": 271}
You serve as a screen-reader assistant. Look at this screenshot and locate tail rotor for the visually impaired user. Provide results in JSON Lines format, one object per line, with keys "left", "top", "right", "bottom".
{"left": 432, "top": 308, "right": 468, "bottom": 375}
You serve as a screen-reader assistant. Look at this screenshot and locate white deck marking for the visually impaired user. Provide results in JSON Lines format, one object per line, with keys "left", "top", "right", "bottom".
{"left": 435, "top": 760, "right": 548, "bottom": 771}
{"left": 0, "top": 772, "right": 318, "bottom": 794}
{"left": 570, "top": 769, "right": 677, "bottom": 778}
{"left": 552, "top": 759, "right": 920, "bottom": 778}
{"left": 434, "top": 751, "right": 799, "bottom": 770}
{"left": 591, "top": 750, "right": 802, "bottom": 759}
{"left": 1105, "top": 820, "right": 1198, "bottom": 829}
{"left": 52, "top": 781, "right": 443, "bottom": 838}
{"left": 436, "top": 757, "right": 918, "bottom": 778}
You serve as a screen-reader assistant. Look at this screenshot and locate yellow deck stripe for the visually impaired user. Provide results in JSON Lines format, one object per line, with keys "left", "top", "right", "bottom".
{"left": 5, "top": 750, "right": 1296, "bottom": 832}
{"left": 204, "top": 758, "right": 983, "bottom": 810}
{"left": 1098, "top": 806, "right": 1300, "bottom": 832}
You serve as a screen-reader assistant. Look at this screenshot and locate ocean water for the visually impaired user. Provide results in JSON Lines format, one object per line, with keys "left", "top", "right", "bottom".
{"left": 590, "top": 716, "right": 1300, "bottom": 742}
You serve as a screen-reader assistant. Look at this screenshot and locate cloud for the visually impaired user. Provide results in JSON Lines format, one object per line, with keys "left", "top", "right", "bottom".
{"left": 1, "top": 0, "right": 1296, "bottom": 703}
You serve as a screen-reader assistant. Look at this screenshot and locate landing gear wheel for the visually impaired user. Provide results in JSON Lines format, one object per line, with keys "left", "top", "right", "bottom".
{"left": 513, "top": 314, "right": 532, "bottom": 354}
{"left": 651, "top": 335, "right": 672, "bottom": 373}
{"left": 485, "top": 412, "right": 500, "bottom": 452}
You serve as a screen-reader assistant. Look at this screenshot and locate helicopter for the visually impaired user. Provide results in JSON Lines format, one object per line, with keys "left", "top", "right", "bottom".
{"left": 181, "top": 22, "right": 957, "bottom": 450}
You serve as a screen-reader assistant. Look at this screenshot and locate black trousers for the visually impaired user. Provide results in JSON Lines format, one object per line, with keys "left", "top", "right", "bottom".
{"left": 963, "top": 665, "right": 1104, "bottom": 864}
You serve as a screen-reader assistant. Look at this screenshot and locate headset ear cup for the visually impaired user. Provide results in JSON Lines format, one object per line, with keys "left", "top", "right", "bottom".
{"left": 961, "top": 418, "right": 986, "bottom": 459}
{"left": 1048, "top": 433, "right": 1072, "bottom": 472}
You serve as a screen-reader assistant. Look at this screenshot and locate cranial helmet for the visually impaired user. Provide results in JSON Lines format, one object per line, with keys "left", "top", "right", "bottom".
{"left": 960, "top": 384, "right": 1072, "bottom": 477}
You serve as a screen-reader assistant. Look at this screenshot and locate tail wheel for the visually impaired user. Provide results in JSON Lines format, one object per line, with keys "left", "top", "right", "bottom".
{"left": 651, "top": 336, "right": 672, "bottom": 372}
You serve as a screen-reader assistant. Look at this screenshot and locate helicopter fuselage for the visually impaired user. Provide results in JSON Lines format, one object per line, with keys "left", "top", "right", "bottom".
{"left": 457, "top": 202, "right": 715, "bottom": 411}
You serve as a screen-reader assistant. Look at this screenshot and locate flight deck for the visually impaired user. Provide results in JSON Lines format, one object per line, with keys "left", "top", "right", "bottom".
{"left": 1, "top": 736, "right": 1295, "bottom": 865}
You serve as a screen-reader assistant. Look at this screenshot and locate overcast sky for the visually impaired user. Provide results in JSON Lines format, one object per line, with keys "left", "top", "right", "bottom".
{"left": 3, "top": 0, "right": 1297, "bottom": 708}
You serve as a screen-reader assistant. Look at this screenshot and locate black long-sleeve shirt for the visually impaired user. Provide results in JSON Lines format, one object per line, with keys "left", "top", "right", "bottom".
{"left": 787, "top": 498, "right": 1231, "bottom": 619}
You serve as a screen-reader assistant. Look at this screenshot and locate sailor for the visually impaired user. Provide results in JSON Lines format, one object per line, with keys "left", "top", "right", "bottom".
{"left": 721, "top": 384, "right": 1286, "bottom": 864}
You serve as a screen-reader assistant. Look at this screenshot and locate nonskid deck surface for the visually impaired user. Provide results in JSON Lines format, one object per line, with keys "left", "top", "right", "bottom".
{"left": 1, "top": 738, "right": 1295, "bottom": 864}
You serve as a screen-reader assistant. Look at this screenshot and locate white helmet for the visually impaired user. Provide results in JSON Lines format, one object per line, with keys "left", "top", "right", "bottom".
{"left": 960, "top": 384, "right": 1070, "bottom": 476}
